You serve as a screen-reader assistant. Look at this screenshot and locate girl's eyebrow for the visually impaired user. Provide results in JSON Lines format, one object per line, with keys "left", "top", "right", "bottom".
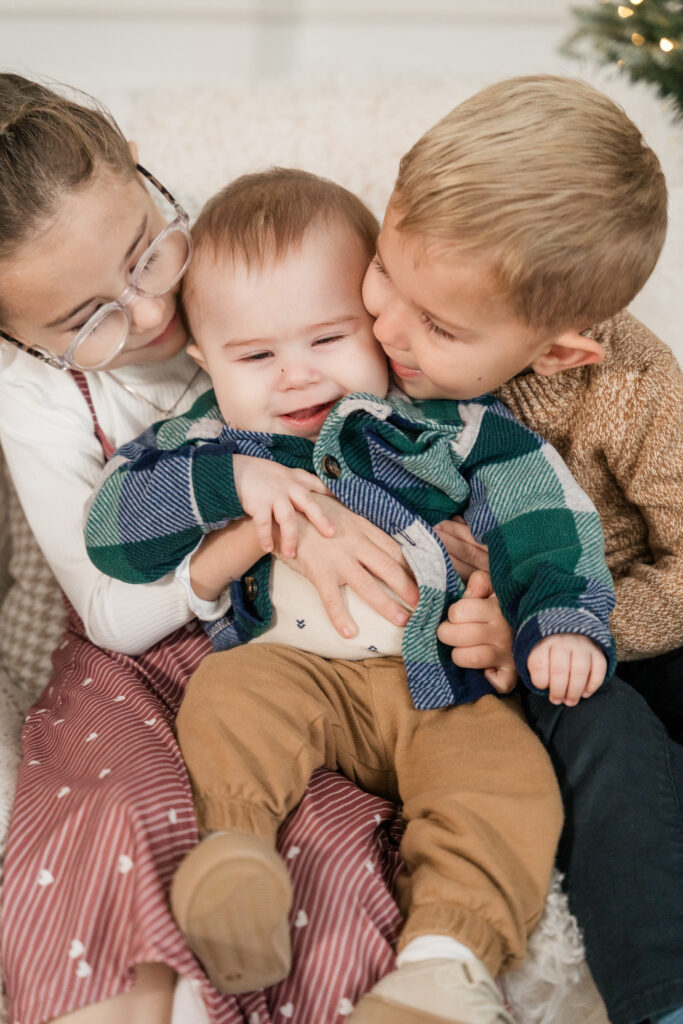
{"left": 45, "top": 215, "right": 148, "bottom": 328}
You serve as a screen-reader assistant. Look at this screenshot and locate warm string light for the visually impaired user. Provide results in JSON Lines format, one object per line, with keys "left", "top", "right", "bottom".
{"left": 618, "top": 5, "right": 634, "bottom": 16}
{"left": 631, "top": 31, "right": 645, "bottom": 44}
{"left": 659, "top": 37, "right": 676, "bottom": 51}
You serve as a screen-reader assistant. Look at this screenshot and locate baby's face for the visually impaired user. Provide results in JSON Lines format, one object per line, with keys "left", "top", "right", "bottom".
{"left": 187, "top": 218, "right": 388, "bottom": 438}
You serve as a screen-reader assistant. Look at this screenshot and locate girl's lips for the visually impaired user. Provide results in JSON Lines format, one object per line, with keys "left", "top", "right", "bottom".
{"left": 388, "top": 357, "right": 423, "bottom": 379}
{"left": 145, "top": 312, "right": 180, "bottom": 348}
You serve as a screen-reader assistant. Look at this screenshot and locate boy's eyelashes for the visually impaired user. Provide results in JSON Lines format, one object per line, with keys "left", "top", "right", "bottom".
{"left": 371, "top": 255, "right": 389, "bottom": 278}
{"left": 421, "top": 313, "right": 455, "bottom": 340}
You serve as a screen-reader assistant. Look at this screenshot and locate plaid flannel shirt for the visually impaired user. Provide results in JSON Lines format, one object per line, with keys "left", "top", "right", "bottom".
{"left": 85, "top": 388, "right": 616, "bottom": 709}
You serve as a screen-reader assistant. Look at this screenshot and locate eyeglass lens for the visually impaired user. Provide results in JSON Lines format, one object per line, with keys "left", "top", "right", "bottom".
{"left": 72, "top": 225, "right": 190, "bottom": 370}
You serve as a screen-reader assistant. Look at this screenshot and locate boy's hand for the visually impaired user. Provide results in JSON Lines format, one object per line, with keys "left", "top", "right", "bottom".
{"left": 277, "top": 496, "right": 419, "bottom": 638}
{"left": 434, "top": 516, "right": 489, "bottom": 582}
{"left": 233, "top": 455, "right": 335, "bottom": 559}
{"left": 437, "top": 570, "right": 517, "bottom": 693}
{"left": 527, "top": 635, "right": 607, "bottom": 706}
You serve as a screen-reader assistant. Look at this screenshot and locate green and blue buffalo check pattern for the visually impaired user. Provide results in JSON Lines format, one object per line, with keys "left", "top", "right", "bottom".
{"left": 85, "top": 388, "right": 616, "bottom": 709}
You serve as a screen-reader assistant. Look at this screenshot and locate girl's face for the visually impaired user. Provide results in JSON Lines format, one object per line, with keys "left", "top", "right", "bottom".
{"left": 0, "top": 168, "right": 188, "bottom": 371}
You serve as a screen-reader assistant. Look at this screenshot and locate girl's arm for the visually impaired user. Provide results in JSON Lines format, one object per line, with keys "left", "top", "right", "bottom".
{"left": 0, "top": 372, "right": 197, "bottom": 654}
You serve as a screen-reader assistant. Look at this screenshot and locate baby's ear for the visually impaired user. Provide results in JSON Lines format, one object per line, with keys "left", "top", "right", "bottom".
{"left": 186, "top": 342, "right": 207, "bottom": 370}
{"left": 127, "top": 140, "right": 140, "bottom": 163}
{"left": 531, "top": 329, "right": 605, "bottom": 377}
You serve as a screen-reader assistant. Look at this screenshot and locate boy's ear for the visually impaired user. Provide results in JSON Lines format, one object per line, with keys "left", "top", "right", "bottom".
{"left": 531, "top": 329, "right": 605, "bottom": 377}
{"left": 186, "top": 342, "right": 207, "bottom": 370}
{"left": 128, "top": 140, "right": 140, "bottom": 163}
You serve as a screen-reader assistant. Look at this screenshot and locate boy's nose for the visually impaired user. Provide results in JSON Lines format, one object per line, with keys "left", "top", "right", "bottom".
{"left": 373, "top": 307, "right": 409, "bottom": 353}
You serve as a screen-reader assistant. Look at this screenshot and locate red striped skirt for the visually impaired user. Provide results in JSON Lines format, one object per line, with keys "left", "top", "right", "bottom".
{"left": 1, "top": 612, "right": 403, "bottom": 1024}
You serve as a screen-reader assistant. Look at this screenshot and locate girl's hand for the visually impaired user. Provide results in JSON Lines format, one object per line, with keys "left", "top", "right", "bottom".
{"left": 437, "top": 570, "right": 517, "bottom": 693}
{"left": 276, "top": 496, "right": 419, "bottom": 638}
{"left": 233, "top": 455, "right": 335, "bottom": 559}
{"left": 434, "top": 516, "right": 489, "bottom": 582}
{"left": 527, "top": 635, "right": 607, "bottom": 706}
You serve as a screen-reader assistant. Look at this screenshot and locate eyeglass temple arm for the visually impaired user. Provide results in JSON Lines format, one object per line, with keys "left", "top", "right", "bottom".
{"left": 136, "top": 164, "right": 184, "bottom": 214}
{"left": 0, "top": 327, "right": 65, "bottom": 369}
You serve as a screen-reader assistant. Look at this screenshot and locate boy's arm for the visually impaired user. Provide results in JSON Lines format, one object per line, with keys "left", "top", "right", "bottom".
{"left": 602, "top": 351, "right": 683, "bottom": 658}
{"left": 461, "top": 400, "right": 617, "bottom": 689}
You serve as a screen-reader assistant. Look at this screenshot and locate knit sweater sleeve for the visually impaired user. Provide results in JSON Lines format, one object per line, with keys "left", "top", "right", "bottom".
{"left": 460, "top": 400, "right": 617, "bottom": 686}
{"left": 84, "top": 390, "right": 245, "bottom": 584}
{"left": 602, "top": 347, "right": 683, "bottom": 659}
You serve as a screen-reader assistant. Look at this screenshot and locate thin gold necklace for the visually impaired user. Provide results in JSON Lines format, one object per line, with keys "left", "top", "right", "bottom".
{"left": 107, "top": 366, "right": 203, "bottom": 418}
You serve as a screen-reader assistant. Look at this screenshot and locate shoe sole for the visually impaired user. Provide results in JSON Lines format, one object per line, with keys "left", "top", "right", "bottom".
{"left": 349, "top": 993, "right": 510, "bottom": 1024}
{"left": 170, "top": 833, "right": 293, "bottom": 994}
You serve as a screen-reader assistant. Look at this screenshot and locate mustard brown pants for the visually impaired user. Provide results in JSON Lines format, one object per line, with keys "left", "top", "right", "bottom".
{"left": 176, "top": 643, "right": 563, "bottom": 977}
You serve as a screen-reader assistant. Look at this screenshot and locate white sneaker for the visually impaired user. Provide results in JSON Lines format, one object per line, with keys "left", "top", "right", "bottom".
{"left": 347, "top": 958, "right": 515, "bottom": 1024}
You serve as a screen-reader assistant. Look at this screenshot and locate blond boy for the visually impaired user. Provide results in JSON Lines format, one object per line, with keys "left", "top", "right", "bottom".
{"left": 360, "top": 75, "right": 683, "bottom": 1024}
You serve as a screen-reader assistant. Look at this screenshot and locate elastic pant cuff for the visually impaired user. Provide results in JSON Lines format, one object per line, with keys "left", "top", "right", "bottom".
{"left": 195, "top": 796, "right": 279, "bottom": 842}
{"left": 398, "top": 904, "right": 505, "bottom": 978}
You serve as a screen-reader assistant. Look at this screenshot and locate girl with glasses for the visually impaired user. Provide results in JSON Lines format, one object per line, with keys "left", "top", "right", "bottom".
{"left": 0, "top": 73, "right": 419, "bottom": 1024}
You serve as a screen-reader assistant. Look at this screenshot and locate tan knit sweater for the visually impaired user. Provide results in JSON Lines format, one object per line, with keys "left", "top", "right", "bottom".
{"left": 495, "top": 310, "right": 682, "bottom": 661}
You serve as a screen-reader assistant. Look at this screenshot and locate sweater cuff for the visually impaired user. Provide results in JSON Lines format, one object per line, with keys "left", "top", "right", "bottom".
{"left": 514, "top": 608, "right": 618, "bottom": 693}
{"left": 174, "top": 542, "right": 233, "bottom": 621}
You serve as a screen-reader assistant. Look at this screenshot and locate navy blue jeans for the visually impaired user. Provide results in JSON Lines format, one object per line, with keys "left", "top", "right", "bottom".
{"left": 523, "top": 664, "right": 683, "bottom": 1024}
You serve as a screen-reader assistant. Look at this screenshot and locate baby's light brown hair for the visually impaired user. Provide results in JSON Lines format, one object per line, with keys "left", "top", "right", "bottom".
{"left": 183, "top": 167, "right": 379, "bottom": 319}
{"left": 394, "top": 75, "right": 668, "bottom": 332}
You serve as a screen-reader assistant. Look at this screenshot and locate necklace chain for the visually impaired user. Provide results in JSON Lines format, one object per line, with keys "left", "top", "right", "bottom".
{"left": 107, "top": 366, "right": 203, "bottom": 418}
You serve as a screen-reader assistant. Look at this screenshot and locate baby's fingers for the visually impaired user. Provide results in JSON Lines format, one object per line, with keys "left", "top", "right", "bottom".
{"left": 252, "top": 507, "right": 276, "bottom": 555}
{"left": 291, "top": 469, "right": 331, "bottom": 495}
{"left": 290, "top": 484, "right": 336, "bottom": 539}
{"left": 563, "top": 649, "right": 592, "bottom": 707}
{"left": 583, "top": 651, "right": 608, "bottom": 699}
{"left": 546, "top": 646, "right": 573, "bottom": 705}
{"left": 272, "top": 498, "right": 299, "bottom": 559}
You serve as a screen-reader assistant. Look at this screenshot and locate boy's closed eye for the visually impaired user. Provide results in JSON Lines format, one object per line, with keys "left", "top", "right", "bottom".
{"left": 372, "top": 254, "right": 389, "bottom": 278}
{"left": 421, "top": 314, "right": 455, "bottom": 340}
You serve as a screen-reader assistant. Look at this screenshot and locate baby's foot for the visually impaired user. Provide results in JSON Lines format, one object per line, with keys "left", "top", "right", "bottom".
{"left": 347, "top": 958, "right": 514, "bottom": 1023}
{"left": 170, "top": 831, "right": 292, "bottom": 993}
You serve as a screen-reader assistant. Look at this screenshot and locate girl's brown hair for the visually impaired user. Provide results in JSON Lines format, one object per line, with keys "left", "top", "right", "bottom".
{"left": 0, "top": 73, "right": 137, "bottom": 266}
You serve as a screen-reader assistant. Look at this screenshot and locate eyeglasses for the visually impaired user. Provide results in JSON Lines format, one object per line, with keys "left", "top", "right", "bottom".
{"left": 0, "top": 165, "right": 193, "bottom": 371}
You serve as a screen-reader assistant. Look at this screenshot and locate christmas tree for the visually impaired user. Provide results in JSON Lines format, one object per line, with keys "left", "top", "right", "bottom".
{"left": 564, "top": 1, "right": 683, "bottom": 116}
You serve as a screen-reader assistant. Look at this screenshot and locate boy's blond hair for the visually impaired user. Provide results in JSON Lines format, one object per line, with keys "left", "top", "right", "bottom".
{"left": 394, "top": 75, "right": 667, "bottom": 332}
{"left": 185, "top": 168, "right": 378, "bottom": 307}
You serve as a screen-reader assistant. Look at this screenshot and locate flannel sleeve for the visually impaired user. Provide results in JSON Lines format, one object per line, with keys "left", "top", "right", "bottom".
{"left": 460, "top": 400, "right": 617, "bottom": 688}
{"left": 84, "top": 392, "right": 244, "bottom": 584}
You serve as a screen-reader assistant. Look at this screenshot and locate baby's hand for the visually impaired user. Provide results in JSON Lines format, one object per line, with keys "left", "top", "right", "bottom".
{"left": 527, "top": 634, "right": 607, "bottom": 706}
{"left": 233, "top": 455, "right": 335, "bottom": 558}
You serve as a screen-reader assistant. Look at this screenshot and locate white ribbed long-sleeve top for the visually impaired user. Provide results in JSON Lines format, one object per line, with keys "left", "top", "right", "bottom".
{"left": 0, "top": 344, "right": 210, "bottom": 655}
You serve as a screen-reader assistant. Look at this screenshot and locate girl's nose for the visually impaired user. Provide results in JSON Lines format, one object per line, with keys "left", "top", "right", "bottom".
{"left": 128, "top": 292, "right": 168, "bottom": 334}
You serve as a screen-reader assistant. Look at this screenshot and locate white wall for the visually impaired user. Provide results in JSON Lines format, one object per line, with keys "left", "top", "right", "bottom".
{"left": 1, "top": 0, "right": 580, "bottom": 91}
